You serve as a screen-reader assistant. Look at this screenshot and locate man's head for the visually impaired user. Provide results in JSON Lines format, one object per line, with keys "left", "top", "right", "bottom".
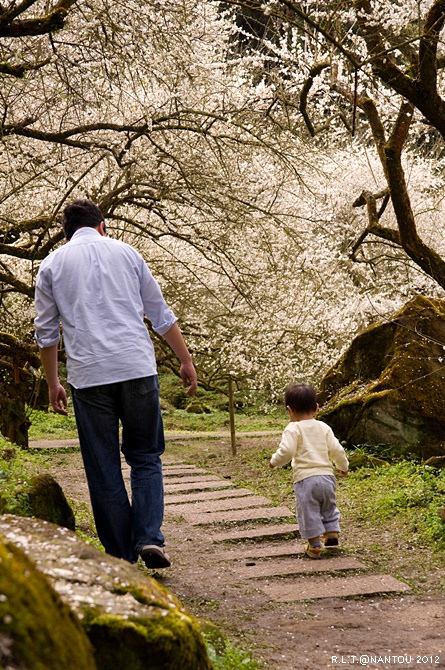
{"left": 285, "top": 382, "right": 318, "bottom": 415}
{"left": 62, "top": 199, "right": 105, "bottom": 240}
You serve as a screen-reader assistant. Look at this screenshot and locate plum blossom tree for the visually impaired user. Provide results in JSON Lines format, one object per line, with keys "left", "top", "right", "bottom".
{"left": 2, "top": 0, "right": 445, "bottom": 448}
{"left": 221, "top": 0, "right": 445, "bottom": 290}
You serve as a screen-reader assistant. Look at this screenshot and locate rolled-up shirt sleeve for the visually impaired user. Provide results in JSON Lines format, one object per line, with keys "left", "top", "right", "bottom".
{"left": 138, "top": 259, "right": 177, "bottom": 335}
{"left": 34, "top": 266, "right": 61, "bottom": 349}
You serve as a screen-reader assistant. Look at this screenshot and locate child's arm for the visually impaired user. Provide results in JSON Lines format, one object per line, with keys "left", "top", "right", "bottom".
{"left": 326, "top": 428, "right": 349, "bottom": 474}
{"left": 269, "top": 425, "right": 299, "bottom": 469}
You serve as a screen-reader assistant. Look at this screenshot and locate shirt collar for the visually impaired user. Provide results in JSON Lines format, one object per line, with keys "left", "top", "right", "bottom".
{"left": 71, "top": 227, "right": 101, "bottom": 241}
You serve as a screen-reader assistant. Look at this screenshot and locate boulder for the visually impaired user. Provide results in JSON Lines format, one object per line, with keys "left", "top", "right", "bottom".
{"left": 318, "top": 295, "right": 445, "bottom": 460}
{"left": 0, "top": 533, "right": 96, "bottom": 670}
{"left": 0, "top": 472, "right": 76, "bottom": 531}
{"left": 27, "top": 473, "right": 76, "bottom": 530}
{"left": 0, "top": 515, "right": 212, "bottom": 670}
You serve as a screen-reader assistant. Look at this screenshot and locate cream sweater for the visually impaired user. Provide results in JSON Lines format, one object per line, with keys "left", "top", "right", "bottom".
{"left": 270, "top": 419, "right": 349, "bottom": 483}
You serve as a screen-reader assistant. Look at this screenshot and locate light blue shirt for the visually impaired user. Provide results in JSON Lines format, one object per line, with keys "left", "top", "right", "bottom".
{"left": 34, "top": 227, "right": 177, "bottom": 388}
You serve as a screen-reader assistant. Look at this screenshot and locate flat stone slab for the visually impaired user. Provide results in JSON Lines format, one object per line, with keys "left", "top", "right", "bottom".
{"left": 29, "top": 439, "right": 80, "bottom": 449}
{"left": 211, "top": 524, "right": 299, "bottom": 542}
{"left": 261, "top": 574, "right": 411, "bottom": 601}
{"left": 165, "top": 489, "right": 255, "bottom": 505}
{"left": 165, "top": 495, "right": 273, "bottom": 515}
{"left": 213, "top": 543, "right": 306, "bottom": 561}
{"left": 164, "top": 480, "right": 233, "bottom": 493}
{"left": 163, "top": 475, "right": 223, "bottom": 484}
{"left": 233, "top": 556, "right": 366, "bottom": 579}
{"left": 163, "top": 467, "right": 209, "bottom": 477}
{"left": 185, "top": 506, "right": 294, "bottom": 526}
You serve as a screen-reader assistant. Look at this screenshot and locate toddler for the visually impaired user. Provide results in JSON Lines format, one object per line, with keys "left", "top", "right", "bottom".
{"left": 269, "top": 382, "right": 348, "bottom": 558}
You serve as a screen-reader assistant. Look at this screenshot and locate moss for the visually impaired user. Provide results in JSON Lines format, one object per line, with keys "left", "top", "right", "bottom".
{"left": 0, "top": 537, "right": 96, "bottom": 669}
{"left": 26, "top": 473, "right": 76, "bottom": 530}
{"left": 111, "top": 580, "right": 182, "bottom": 610}
{"left": 84, "top": 611, "right": 212, "bottom": 670}
{"left": 348, "top": 452, "right": 389, "bottom": 471}
{"left": 319, "top": 296, "right": 445, "bottom": 458}
{"left": 423, "top": 456, "right": 445, "bottom": 469}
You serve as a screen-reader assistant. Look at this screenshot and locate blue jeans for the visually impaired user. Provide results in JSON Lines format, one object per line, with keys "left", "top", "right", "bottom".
{"left": 71, "top": 375, "right": 165, "bottom": 563}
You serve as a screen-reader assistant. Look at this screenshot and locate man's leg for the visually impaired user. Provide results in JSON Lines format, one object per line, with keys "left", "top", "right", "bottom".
{"left": 118, "top": 376, "right": 166, "bottom": 557}
{"left": 71, "top": 383, "right": 137, "bottom": 563}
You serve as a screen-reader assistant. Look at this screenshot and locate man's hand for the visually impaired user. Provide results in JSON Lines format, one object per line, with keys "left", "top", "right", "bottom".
{"left": 180, "top": 360, "right": 198, "bottom": 396}
{"left": 48, "top": 383, "right": 68, "bottom": 415}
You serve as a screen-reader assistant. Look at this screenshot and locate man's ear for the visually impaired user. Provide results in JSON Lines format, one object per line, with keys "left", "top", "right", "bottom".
{"left": 97, "top": 221, "right": 106, "bottom": 236}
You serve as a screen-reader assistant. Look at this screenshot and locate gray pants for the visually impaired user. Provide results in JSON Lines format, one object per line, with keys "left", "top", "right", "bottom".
{"left": 294, "top": 475, "right": 340, "bottom": 540}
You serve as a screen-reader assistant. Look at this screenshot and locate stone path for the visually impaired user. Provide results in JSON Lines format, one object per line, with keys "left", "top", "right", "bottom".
{"left": 162, "top": 463, "right": 411, "bottom": 603}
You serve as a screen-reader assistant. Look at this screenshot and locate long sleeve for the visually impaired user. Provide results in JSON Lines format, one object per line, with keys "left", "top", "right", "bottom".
{"left": 270, "top": 423, "right": 300, "bottom": 467}
{"left": 326, "top": 427, "right": 349, "bottom": 472}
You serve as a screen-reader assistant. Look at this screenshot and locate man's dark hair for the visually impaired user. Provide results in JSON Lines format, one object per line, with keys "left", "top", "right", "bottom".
{"left": 62, "top": 199, "right": 105, "bottom": 240}
{"left": 284, "top": 382, "right": 318, "bottom": 414}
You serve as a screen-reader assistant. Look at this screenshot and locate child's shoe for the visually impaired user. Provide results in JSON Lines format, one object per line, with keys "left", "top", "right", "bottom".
{"left": 323, "top": 532, "right": 340, "bottom": 549}
{"left": 304, "top": 541, "right": 323, "bottom": 559}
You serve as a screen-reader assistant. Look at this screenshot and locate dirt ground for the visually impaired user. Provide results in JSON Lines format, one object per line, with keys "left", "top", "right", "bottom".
{"left": 41, "top": 436, "right": 445, "bottom": 670}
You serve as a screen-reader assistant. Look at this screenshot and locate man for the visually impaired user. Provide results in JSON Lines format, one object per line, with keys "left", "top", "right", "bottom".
{"left": 34, "top": 199, "right": 197, "bottom": 568}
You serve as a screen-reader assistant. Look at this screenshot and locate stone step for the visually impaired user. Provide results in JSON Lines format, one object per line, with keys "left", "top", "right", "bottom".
{"left": 163, "top": 466, "right": 208, "bottom": 476}
{"left": 165, "top": 495, "right": 273, "bottom": 515}
{"left": 184, "top": 506, "right": 294, "bottom": 526}
{"left": 261, "top": 574, "right": 411, "bottom": 602}
{"left": 211, "top": 524, "right": 299, "bottom": 542}
{"left": 232, "top": 556, "right": 366, "bottom": 580}
{"left": 213, "top": 542, "right": 306, "bottom": 561}
{"left": 164, "top": 480, "right": 234, "bottom": 493}
{"left": 165, "top": 488, "right": 255, "bottom": 505}
{"left": 163, "top": 475, "right": 223, "bottom": 484}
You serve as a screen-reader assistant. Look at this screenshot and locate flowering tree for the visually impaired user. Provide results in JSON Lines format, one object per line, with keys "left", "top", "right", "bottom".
{"left": 2, "top": 0, "right": 445, "bottom": 448}
{"left": 221, "top": 0, "right": 445, "bottom": 289}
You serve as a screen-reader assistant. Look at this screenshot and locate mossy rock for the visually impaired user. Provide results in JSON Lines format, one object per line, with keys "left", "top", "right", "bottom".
{"left": 185, "top": 400, "right": 211, "bottom": 414}
{"left": 26, "top": 473, "right": 76, "bottom": 530}
{"left": 348, "top": 452, "right": 389, "bottom": 471}
{"left": 86, "top": 612, "right": 211, "bottom": 670}
{"left": 318, "top": 295, "right": 445, "bottom": 460}
{"left": 0, "top": 536, "right": 96, "bottom": 670}
{"left": 4, "top": 473, "right": 76, "bottom": 530}
{"left": 0, "top": 515, "right": 213, "bottom": 670}
{"left": 423, "top": 456, "right": 445, "bottom": 469}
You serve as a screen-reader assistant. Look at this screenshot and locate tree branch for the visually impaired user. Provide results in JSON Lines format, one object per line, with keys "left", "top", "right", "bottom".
{"left": 0, "top": 0, "right": 77, "bottom": 38}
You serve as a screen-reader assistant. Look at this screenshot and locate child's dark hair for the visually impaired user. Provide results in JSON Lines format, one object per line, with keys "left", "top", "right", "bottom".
{"left": 285, "top": 382, "right": 317, "bottom": 414}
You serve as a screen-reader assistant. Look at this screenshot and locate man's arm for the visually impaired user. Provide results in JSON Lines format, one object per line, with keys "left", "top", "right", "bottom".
{"left": 161, "top": 323, "right": 197, "bottom": 396}
{"left": 38, "top": 344, "right": 68, "bottom": 415}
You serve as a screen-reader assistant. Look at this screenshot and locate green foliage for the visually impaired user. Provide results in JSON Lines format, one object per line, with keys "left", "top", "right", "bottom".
{"left": 207, "top": 642, "right": 260, "bottom": 670}
{"left": 0, "top": 445, "right": 51, "bottom": 517}
{"left": 340, "top": 461, "right": 445, "bottom": 549}
{"left": 28, "top": 407, "right": 78, "bottom": 440}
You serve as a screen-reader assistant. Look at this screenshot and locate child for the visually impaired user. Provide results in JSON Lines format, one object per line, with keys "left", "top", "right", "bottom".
{"left": 269, "top": 382, "right": 348, "bottom": 558}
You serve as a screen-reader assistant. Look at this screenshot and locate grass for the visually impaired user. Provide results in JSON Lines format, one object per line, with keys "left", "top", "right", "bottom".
{"left": 163, "top": 435, "right": 445, "bottom": 577}
{"left": 28, "top": 406, "right": 78, "bottom": 440}
{"left": 27, "top": 372, "right": 285, "bottom": 441}
{"left": 4, "top": 411, "right": 445, "bottom": 665}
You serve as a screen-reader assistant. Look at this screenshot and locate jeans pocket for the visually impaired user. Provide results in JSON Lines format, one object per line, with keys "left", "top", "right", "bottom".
{"left": 131, "top": 375, "right": 159, "bottom": 398}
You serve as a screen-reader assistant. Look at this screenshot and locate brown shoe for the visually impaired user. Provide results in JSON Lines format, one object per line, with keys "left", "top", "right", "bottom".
{"left": 140, "top": 545, "right": 171, "bottom": 569}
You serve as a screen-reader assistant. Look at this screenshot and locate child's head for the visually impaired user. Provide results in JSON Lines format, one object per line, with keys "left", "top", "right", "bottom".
{"left": 285, "top": 382, "right": 317, "bottom": 415}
